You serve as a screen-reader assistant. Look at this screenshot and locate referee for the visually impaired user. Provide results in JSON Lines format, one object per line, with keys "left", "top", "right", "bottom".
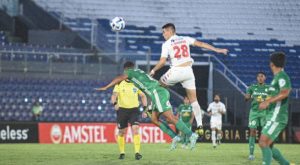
{"left": 111, "top": 77, "right": 147, "bottom": 160}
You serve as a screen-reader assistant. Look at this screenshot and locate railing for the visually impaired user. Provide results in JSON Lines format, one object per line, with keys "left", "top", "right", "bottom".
{"left": 0, "top": 50, "right": 298, "bottom": 98}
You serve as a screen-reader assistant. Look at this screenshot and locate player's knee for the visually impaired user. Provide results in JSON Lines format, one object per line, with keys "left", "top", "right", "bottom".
{"left": 250, "top": 129, "right": 256, "bottom": 136}
{"left": 151, "top": 118, "right": 159, "bottom": 126}
{"left": 259, "top": 138, "right": 267, "bottom": 148}
{"left": 118, "top": 129, "right": 126, "bottom": 136}
{"left": 158, "top": 80, "right": 168, "bottom": 87}
{"left": 132, "top": 125, "right": 139, "bottom": 135}
{"left": 167, "top": 116, "right": 178, "bottom": 124}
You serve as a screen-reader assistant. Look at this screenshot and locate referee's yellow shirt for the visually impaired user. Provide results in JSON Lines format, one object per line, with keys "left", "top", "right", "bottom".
{"left": 113, "top": 80, "right": 142, "bottom": 109}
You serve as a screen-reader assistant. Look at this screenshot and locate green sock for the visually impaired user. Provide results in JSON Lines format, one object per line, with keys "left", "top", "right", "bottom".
{"left": 175, "top": 120, "right": 192, "bottom": 137}
{"left": 185, "top": 134, "right": 190, "bottom": 144}
{"left": 261, "top": 147, "right": 272, "bottom": 165}
{"left": 272, "top": 147, "right": 289, "bottom": 165}
{"left": 249, "top": 136, "right": 255, "bottom": 155}
{"left": 159, "top": 121, "right": 177, "bottom": 138}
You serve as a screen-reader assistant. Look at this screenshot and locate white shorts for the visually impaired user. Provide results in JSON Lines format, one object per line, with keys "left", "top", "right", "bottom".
{"left": 160, "top": 66, "right": 196, "bottom": 89}
{"left": 210, "top": 121, "right": 222, "bottom": 130}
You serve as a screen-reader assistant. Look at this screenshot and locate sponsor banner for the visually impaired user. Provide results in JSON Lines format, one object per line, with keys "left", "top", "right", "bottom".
{"left": 199, "top": 126, "right": 288, "bottom": 143}
{"left": 39, "top": 123, "right": 173, "bottom": 144}
{"left": 0, "top": 123, "right": 38, "bottom": 143}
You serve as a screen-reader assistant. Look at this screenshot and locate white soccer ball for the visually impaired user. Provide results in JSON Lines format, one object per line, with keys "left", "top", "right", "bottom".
{"left": 110, "top": 17, "right": 125, "bottom": 31}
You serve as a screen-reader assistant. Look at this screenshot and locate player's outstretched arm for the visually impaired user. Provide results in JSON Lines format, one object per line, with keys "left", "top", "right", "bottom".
{"left": 150, "top": 57, "right": 167, "bottom": 76}
{"left": 194, "top": 40, "right": 228, "bottom": 55}
{"left": 139, "top": 92, "right": 148, "bottom": 107}
{"left": 95, "top": 74, "right": 128, "bottom": 91}
{"left": 259, "top": 89, "right": 290, "bottom": 110}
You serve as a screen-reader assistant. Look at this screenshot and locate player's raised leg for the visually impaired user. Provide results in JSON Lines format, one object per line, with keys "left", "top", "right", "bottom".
{"left": 151, "top": 111, "right": 177, "bottom": 139}
{"left": 185, "top": 88, "right": 203, "bottom": 132}
{"left": 161, "top": 110, "right": 198, "bottom": 150}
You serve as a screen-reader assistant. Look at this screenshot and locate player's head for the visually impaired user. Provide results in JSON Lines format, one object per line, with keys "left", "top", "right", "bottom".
{"left": 256, "top": 71, "right": 266, "bottom": 84}
{"left": 270, "top": 52, "right": 286, "bottom": 73}
{"left": 183, "top": 96, "right": 190, "bottom": 104}
{"left": 123, "top": 61, "right": 134, "bottom": 70}
{"left": 214, "top": 94, "right": 220, "bottom": 103}
{"left": 162, "top": 23, "right": 176, "bottom": 40}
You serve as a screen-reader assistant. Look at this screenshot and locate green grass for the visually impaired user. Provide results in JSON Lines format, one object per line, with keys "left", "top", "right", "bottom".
{"left": 0, "top": 143, "right": 299, "bottom": 165}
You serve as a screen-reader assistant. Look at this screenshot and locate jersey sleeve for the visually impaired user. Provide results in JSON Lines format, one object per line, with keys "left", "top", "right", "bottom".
{"left": 160, "top": 43, "right": 169, "bottom": 58}
{"left": 222, "top": 103, "right": 226, "bottom": 113}
{"left": 246, "top": 85, "right": 253, "bottom": 95}
{"left": 184, "top": 36, "right": 196, "bottom": 45}
{"left": 207, "top": 103, "right": 212, "bottom": 112}
{"left": 278, "top": 74, "right": 292, "bottom": 90}
{"left": 113, "top": 84, "right": 119, "bottom": 93}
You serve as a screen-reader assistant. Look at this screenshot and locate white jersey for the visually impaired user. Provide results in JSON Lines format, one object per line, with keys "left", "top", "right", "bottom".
{"left": 207, "top": 102, "right": 226, "bottom": 123}
{"left": 161, "top": 35, "right": 196, "bottom": 67}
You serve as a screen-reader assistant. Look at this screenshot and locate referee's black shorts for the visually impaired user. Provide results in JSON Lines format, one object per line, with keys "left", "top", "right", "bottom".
{"left": 116, "top": 107, "right": 140, "bottom": 129}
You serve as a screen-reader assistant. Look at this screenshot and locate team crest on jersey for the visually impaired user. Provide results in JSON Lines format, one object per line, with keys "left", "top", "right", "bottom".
{"left": 279, "top": 79, "right": 286, "bottom": 88}
{"left": 133, "top": 88, "right": 138, "bottom": 93}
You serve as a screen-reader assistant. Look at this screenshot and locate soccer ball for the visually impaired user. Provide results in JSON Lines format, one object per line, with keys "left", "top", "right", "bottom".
{"left": 195, "top": 128, "right": 204, "bottom": 136}
{"left": 110, "top": 17, "right": 125, "bottom": 31}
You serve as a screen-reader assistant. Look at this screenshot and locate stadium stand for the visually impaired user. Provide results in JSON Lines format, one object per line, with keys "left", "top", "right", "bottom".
{"left": 0, "top": 78, "right": 181, "bottom": 122}
{"left": 0, "top": 0, "right": 299, "bottom": 122}
{"left": 34, "top": 0, "right": 300, "bottom": 88}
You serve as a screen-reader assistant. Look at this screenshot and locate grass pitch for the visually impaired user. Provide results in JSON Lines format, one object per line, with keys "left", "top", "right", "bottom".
{"left": 0, "top": 143, "right": 299, "bottom": 165}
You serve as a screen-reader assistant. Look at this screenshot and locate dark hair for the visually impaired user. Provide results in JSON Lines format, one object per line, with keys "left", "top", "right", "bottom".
{"left": 270, "top": 52, "right": 286, "bottom": 68}
{"left": 123, "top": 61, "right": 134, "bottom": 69}
{"left": 214, "top": 94, "right": 220, "bottom": 97}
{"left": 257, "top": 71, "right": 266, "bottom": 76}
{"left": 162, "top": 23, "right": 176, "bottom": 32}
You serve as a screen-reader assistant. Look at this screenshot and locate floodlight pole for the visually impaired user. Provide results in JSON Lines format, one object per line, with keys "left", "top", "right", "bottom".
{"left": 115, "top": 31, "right": 119, "bottom": 62}
{"left": 146, "top": 48, "right": 151, "bottom": 73}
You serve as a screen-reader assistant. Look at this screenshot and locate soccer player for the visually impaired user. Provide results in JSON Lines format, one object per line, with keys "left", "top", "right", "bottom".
{"left": 258, "top": 52, "right": 292, "bottom": 165}
{"left": 150, "top": 23, "right": 228, "bottom": 133}
{"left": 207, "top": 94, "right": 226, "bottom": 148}
{"left": 245, "top": 72, "right": 269, "bottom": 160}
{"left": 97, "top": 61, "right": 199, "bottom": 150}
{"left": 111, "top": 79, "right": 147, "bottom": 160}
{"left": 176, "top": 96, "right": 194, "bottom": 148}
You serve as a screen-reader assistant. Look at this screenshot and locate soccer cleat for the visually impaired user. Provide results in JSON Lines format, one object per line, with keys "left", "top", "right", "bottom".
{"left": 189, "top": 133, "right": 199, "bottom": 150}
{"left": 170, "top": 135, "right": 181, "bottom": 151}
{"left": 119, "top": 153, "right": 125, "bottom": 160}
{"left": 135, "top": 153, "right": 142, "bottom": 160}
{"left": 248, "top": 155, "right": 255, "bottom": 161}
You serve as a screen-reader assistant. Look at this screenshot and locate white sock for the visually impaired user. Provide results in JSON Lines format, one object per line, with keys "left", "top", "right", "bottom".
{"left": 217, "top": 133, "right": 222, "bottom": 140}
{"left": 191, "top": 101, "right": 202, "bottom": 127}
{"left": 212, "top": 130, "right": 216, "bottom": 146}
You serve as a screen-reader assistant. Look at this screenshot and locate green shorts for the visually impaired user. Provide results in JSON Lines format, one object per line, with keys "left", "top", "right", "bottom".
{"left": 248, "top": 110, "right": 266, "bottom": 129}
{"left": 261, "top": 121, "right": 286, "bottom": 141}
{"left": 150, "top": 86, "right": 172, "bottom": 113}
